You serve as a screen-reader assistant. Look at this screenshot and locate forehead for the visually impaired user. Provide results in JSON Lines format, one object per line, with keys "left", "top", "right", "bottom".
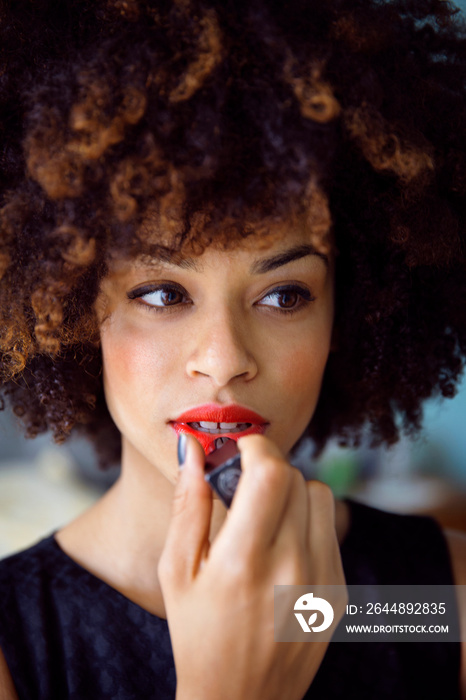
{"left": 105, "top": 214, "right": 336, "bottom": 275}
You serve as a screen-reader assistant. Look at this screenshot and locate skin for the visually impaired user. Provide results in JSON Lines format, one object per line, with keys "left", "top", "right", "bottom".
{"left": 51, "top": 221, "right": 351, "bottom": 699}
{"left": 1, "top": 221, "right": 465, "bottom": 697}
{"left": 52, "top": 221, "right": 345, "bottom": 580}
{"left": 96, "top": 225, "right": 336, "bottom": 487}
{"left": 55, "top": 223, "right": 465, "bottom": 697}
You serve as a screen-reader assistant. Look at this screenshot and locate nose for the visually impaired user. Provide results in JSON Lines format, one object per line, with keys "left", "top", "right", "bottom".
{"left": 185, "top": 306, "right": 258, "bottom": 387}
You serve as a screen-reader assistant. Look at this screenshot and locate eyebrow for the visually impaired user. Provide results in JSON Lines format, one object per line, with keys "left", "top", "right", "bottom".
{"left": 250, "top": 244, "right": 329, "bottom": 274}
{"left": 138, "top": 243, "right": 328, "bottom": 273}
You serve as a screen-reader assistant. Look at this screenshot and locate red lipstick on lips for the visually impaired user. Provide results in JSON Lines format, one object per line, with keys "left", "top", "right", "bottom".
{"left": 170, "top": 403, "right": 269, "bottom": 455}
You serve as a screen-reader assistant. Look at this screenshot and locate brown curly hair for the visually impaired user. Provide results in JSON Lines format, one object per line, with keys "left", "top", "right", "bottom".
{"left": 1, "top": 0, "right": 466, "bottom": 468}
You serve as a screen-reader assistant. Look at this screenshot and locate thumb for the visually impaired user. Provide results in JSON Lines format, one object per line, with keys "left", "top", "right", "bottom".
{"left": 159, "top": 434, "right": 213, "bottom": 589}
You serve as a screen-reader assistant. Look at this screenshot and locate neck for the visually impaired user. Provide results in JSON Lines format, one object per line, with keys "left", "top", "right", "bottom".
{"left": 55, "top": 437, "right": 350, "bottom": 619}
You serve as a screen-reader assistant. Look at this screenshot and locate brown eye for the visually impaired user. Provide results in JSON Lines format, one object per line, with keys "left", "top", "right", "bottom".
{"left": 158, "top": 288, "right": 183, "bottom": 306}
{"left": 258, "top": 284, "right": 315, "bottom": 314}
{"left": 127, "top": 283, "right": 189, "bottom": 312}
{"left": 140, "top": 287, "right": 185, "bottom": 307}
{"left": 276, "top": 290, "right": 299, "bottom": 308}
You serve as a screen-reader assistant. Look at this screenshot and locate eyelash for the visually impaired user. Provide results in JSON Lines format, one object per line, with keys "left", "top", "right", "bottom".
{"left": 127, "top": 283, "right": 315, "bottom": 316}
{"left": 259, "top": 284, "right": 315, "bottom": 315}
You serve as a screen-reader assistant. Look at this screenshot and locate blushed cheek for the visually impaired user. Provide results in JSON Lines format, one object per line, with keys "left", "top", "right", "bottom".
{"left": 99, "top": 321, "right": 172, "bottom": 429}
{"left": 284, "top": 344, "right": 327, "bottom": 411}
{"left": 275, "top": 317, "right": 332, "bottom": 445}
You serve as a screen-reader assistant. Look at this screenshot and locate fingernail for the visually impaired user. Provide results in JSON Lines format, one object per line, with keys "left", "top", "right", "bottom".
{"left": 177, "top": 433, "right": 187, "bottom": 468}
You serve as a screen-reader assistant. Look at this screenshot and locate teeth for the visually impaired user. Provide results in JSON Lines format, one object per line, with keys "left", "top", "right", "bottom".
{"left": 215, "top": 437, "right": 229, "bottom": 449}
{"left": 188, "top": 421, "right": 252, "bottom": 434}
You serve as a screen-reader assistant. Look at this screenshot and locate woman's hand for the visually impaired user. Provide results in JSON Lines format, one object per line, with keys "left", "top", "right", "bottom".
{"left": 158, "top": 434, "right": 347, "bottom": 700}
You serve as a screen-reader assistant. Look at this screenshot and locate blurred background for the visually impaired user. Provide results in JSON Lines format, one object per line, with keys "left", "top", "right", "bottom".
{"left": 1, "top": 0, "right": 466, "bottom": 558}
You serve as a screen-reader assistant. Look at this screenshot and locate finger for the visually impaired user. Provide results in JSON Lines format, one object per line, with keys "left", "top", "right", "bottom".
{"left": 272, "top": 465, "right": 309, "bottom": 554}
{"left": 217, "top": 434, "right": 293, "bottom": 554}
{"left": 158, "top": 434, "right": 213, "bottom": 590}
{"left": 306, "top": 480, "right": 344, "bottom": 581}
{"left": 306, "top": 480, "right": 336, "bottom": 546}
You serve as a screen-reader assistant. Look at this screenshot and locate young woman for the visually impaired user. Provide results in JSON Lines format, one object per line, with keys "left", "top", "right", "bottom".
{"left": 0, "top": 0, "right": 465, "bottom": 698}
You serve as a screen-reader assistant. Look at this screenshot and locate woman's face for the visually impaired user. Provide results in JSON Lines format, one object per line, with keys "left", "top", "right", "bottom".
{"left": 94, "top": 223, "right": 335, "bottom": 484}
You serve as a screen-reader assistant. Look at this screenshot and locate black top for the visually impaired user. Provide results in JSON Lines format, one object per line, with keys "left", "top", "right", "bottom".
{"left": 0, "top": 499, "right": 461, "bottom": 700}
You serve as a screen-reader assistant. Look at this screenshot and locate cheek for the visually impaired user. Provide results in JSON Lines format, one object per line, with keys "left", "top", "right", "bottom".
{"left": 268, "top": 308, "right": 333, "bottom": 439}
{"left": 266, "top": 335, "right": 329, "bottom": 456}
{"left": 99, "top": 318, "right": 175, "bottom": 424}
{"left": 276, "top": 340, "right": 328, "bottom": 407}
{"left": 273, "top": 305, "right": 333, "bottom": 395}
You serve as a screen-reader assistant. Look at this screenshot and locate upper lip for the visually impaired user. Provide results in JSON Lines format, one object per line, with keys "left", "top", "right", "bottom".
{"left": 172, "top": 403, "right": 268, "bottom": 425}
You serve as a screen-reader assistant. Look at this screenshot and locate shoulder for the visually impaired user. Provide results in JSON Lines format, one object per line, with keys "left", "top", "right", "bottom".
{"left": 0, "top": 543, "right": 44, "bottom": 700}
{"left": 0, "top": 647, "right": 19, "bottom": 700}
{"left": 341, "top": 499, "right": 455, "bottom": 584}
{"left": 0, "top": 536, "right": 79, "bottom": 700}
{"left": 0, "top": 535, "right": 57, "bottom": 591}
{"left": 0, "top": 535, "right": 62, "bottom": 645}
{"left": 443, "top": 529, "right": 466, "bottom": 700}
{"left": 444, "top": 528, "right": 466, "bottom": 585}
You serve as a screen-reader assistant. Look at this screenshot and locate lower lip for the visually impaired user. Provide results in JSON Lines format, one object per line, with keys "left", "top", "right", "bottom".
{"left": 170, "top": 422, "right": 268, "bottom": 455}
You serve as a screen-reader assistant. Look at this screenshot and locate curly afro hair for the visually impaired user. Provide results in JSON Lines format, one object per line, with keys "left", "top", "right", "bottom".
{"left": 1, "top": 0, "right": 466, "bottom": 468}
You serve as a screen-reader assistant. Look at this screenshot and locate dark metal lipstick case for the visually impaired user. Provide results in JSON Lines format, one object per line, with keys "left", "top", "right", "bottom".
{"left": 204, "top": 438, "right": 241, "bottom": 508}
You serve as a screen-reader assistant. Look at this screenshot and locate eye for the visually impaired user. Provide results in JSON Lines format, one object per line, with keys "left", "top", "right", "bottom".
{"left": 144, "top": 287, "right": 183, "bottom": 307}
{"left": 127, "top": 283, "right": 189, "bottom": 312}
{"left": 258, "top": 284, "right": 315, "bottom": 315}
